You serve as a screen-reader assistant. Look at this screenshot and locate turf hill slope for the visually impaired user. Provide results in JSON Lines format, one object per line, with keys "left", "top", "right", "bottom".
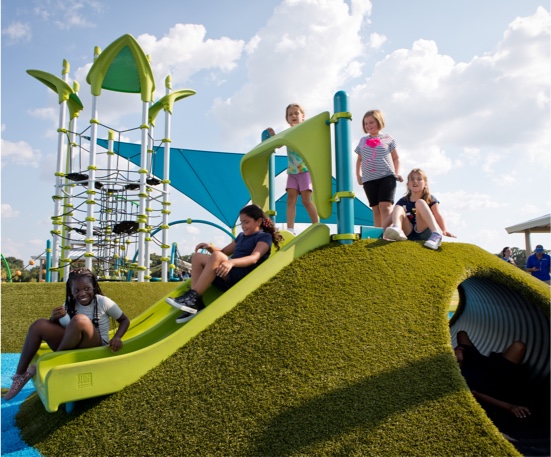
{"left": 15, "top": 240, "right": 551, "bottom": 456}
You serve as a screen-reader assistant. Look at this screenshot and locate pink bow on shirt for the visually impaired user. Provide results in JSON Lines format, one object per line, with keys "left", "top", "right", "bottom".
{"left": 365, "top": 137, "right": 381, "bottom": 172}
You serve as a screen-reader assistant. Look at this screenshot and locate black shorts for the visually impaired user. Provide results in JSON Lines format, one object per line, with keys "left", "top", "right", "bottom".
{"left": 362, "top": 175, "right": 397, "bottom": 207}
{"left": 211, "top": 267, "right": 250, "bottom": 291}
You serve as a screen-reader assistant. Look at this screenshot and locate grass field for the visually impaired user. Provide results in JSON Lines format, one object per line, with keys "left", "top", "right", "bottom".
{"left": 2, "top": 240, "right": 549, "bottom": 456}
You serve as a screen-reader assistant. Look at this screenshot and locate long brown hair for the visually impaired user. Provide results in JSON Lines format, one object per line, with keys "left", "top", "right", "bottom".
{"left": 239, "top": 204, "right": 283, "bottom": 250}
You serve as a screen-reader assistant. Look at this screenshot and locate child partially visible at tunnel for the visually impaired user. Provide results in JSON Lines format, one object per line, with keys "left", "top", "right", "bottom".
{"left": 383, "top": 168, "right": 456, "bottom": 250}
{"left": 454, "top": 330, "right": 531, "bottom": 420}
{"left": 166, "top": 205, "right": 283, "bottom": 324}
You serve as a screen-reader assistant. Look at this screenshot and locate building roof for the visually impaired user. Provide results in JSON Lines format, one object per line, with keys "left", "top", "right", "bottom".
{"left": 505, "top": 214, "right": 551, "bottom": 234}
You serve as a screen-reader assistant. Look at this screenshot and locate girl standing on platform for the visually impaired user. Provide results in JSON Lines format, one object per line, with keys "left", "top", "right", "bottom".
{"left": 267, "top": 103, "right": 319, "bottom": 234}
{"left": 355, "top": 109, "right": 403, "bottom": 227}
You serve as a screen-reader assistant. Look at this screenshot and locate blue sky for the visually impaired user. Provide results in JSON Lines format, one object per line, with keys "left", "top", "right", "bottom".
{"left": 1, "top": 0, "right": 550, "bottom": 266}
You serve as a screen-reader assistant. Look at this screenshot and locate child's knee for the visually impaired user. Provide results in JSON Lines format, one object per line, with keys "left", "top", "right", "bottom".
{"left": 414, "top": 199, "right": 429, "bottom": 210}
{"left": 510, "top": 341, "right": 526, "bottom": 355}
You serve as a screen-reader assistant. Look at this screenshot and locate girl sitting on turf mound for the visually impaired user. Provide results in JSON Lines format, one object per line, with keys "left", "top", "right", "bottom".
{"left": 4, "top": 268, "right": 130, "bottom": 401}
{"left": 383, "top": 168, "right": 456, "bottom": 250}
{"left": 166, "top": 204, "right": 283, "bottom": 324}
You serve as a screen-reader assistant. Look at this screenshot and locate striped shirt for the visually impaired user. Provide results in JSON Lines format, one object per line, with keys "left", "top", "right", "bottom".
{"left": 355, "top": 134, "right": 397, "bottom": 182}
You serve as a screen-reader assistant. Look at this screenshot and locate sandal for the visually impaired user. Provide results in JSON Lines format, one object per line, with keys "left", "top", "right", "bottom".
{"left": 4, "top": 365, "right": 36, "bottom": 401}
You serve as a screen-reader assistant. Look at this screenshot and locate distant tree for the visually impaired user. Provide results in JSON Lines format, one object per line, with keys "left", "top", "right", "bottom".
{"left": 511, "top": 247, "right": 526, "bottom": 268}
{"left": 1, "top": 257, "right": 40, "bottom": 282}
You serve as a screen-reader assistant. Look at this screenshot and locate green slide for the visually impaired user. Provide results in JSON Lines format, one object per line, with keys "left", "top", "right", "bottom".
{"left": 32, "top": 224, "right": 330, "bottom": 412}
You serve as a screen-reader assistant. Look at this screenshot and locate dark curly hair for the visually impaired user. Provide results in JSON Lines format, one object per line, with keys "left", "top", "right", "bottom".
{"left": 239, "top": 204, "right": 283, "bottom": 250}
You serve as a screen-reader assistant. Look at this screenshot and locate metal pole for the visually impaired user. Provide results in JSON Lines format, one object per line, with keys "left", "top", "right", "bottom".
{"left": 333, "top": 91, "right": 354, "bottom": 244}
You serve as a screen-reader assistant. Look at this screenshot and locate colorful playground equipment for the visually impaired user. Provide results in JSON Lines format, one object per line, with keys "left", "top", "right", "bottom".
{"left": 29, "top": 33, "right": 377, "bottom": 284}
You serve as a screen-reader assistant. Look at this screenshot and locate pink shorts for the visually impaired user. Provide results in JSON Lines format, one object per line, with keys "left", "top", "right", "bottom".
{"left": 286, "top": 171, "right": 313, "bottom": 193}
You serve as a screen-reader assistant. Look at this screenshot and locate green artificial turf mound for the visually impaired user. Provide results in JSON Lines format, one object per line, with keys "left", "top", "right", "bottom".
{"left": 4, "top": 240, "right": 550, "bottom": 456}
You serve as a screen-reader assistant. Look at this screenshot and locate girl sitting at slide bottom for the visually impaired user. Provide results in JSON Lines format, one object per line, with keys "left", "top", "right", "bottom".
{"left": 383, "top": 168, "right": 455, "bottom": 250}
{"left": 166, "top": 205, "right": 283, "bottom": 324}
{"left": 4, "top": 268, "right": 130, "bottom": 401}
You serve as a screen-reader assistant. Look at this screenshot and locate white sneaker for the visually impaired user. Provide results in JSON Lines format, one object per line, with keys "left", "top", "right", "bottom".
{"left": 424, "top": 232, "right": 442, "bottom": 250}
{"left": 384, "top": 225, "right": 407, "bottom": 241}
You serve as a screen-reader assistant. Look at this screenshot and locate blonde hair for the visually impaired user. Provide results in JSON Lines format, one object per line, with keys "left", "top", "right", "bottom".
{"left": 362, "top": 109, "right": 385, "bottom": 133}
{"left": 285, "top": 103, "right": 305, "bottom": 121}
{"left": 405, "top": 168, "right": 434, "bottom": 205}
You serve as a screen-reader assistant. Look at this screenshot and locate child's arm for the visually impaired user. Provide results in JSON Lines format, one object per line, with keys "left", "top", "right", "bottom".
{"left": 431, "top": 204, "right": 456, "bottom": 238}
{"left": 356, "top": 155, "right": 363, "bottom": 185}
{"left": 391, "top": 149, "right": 403, "bottom": 182}
{"left": 471, "top": 390, "right": 531, "bottom": 418}
{"left": 108, "top": 312, "right": 130, "bottom": 352}
{"left": 215, "top": 241, "right": 270, "bottom": 278}
{"left": 195, "top": 241, "right": 235, "bottom": 256}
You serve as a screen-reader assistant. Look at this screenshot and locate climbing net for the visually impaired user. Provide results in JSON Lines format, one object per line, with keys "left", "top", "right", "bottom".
{"left": 55, "top": 123, "right": 168, "bottom": 280}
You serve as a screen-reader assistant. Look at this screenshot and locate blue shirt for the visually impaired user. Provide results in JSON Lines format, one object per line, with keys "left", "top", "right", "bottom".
{"left": 526, "top": 253, "right": 551, "bottom": 281}
{"left": 233, "top": 231, "right": 272, "bottom": 268}
{"left": 395, "top": 194, "right": 440, "bottom": 227}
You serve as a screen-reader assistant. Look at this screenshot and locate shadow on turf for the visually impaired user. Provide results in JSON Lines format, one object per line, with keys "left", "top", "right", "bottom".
{"left": 252, "top": 353, "right": 547, "bottom": 456}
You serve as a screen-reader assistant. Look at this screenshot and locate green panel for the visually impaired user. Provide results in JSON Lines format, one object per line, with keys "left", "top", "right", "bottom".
{"left": 102, "top": 46, "right": 141, "bottom": 93}
{"left": 87, "top": 34, "right": 155, "bottom": 102}
{"left": 240, "top": 112, "right": 333, "bottom": 220}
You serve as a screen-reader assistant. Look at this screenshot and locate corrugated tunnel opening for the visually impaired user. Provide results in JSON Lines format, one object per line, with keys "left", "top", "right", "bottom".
{"left": 449, "top": 277, "right": 550, "bottom": 455}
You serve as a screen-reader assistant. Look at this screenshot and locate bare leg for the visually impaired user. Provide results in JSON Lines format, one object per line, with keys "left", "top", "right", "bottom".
{"left": 413, "top": 200, "right": 441, "bottom": 233}
{"left": 300, "top": 190, "right": 319, "bottom": 224}
{"left": 390, "top": 206, "right": 413, "bottom": 235}
{"left": 15, "top": 319, "right": 65, "bottom": 375}
{"left": 191, "top": 250, "right": 230, "bottom": 295}
{"left": 378, "top": 201, "right": 392, "bottom": 228}
{"left": 286, "top": 188, "right": 299, "bottom": 230}
{"left": 501, "top": 341, "right": 526, "bottom": 364}
{"left": 372, "top": 205, "right": 381, "bottom": 227}
{"left": 456, "top": 330, "right": 474, "bottom": 347}
{"left": 57, "top": 314, "right": 101, "bottom": 351}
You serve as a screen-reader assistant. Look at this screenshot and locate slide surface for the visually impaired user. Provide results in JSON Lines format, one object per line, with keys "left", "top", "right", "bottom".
{"left": 32, "top": 224, "right": 330, "bottom": 412}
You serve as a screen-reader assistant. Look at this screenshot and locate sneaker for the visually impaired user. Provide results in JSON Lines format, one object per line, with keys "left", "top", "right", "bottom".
{"left": 384, "top": 225, "right": 408, "bottom": 241}
{"left": 166, "top": 289, "right": 205, "bottom": 324}
{"left": 4, "top": 365, "right": 36, "bottom": 401}
{"left": 176, "top": 296, "right": 205, "bottom": 324}
{"left": 424, "top": 232, "right": 442, "bottom": 250}
{"left": 166, "top": 289, "right": 193, "bottom": 310}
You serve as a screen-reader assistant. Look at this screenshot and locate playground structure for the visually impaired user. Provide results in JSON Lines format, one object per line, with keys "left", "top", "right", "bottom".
{"left": 29, "top": 34, "right": 376, "bottom": 284}
{"left": 28, "top": 35, "right": 197, "bottom": 283}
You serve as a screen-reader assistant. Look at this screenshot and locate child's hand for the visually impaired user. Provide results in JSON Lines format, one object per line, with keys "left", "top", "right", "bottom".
{"left": 443, "top": 231, "right": 456, "bottom": 238}
{"left": 356, "top": 175, "right": 363, "bottom": 186}
{"left": 266, "top": 127, "right": 276, "bottom": 137}
{"left": 396, "top": 174, "right": 403, "bottom": 182}
{"left": 195, "top": 242, "right": 213, "bottom": 253}
{"left": 509, "top": 404, "right": 531, "bottom": 419}
{"left": 215, "top": 260, "right": 233, "bottom": 278}
{"left": 108, "top": 336, "right": 123, "bottom": 352}
{"left": 50, "top": 306, "right": 66, "bottom": 321}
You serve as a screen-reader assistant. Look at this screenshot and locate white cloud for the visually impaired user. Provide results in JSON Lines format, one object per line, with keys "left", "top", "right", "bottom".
{"left": 1, "top": 204, "right": 21, "bottom": 218}
{"left": 211, "top": 0, "right": 371, "bottom": 149}
{"left": 33, "top": 0, "right": 102, "bottom": 29}
{"left": 2, "top": 21, "right": 32, "bottom": 44}
{"left": 137, "top": 24, "right": 245, "bottom": 95}
{"left": 368, "top": 32, "right": 387, "bottom": 49}
{"left": 0, "top": 138, "right": 42, "bottom": 168}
